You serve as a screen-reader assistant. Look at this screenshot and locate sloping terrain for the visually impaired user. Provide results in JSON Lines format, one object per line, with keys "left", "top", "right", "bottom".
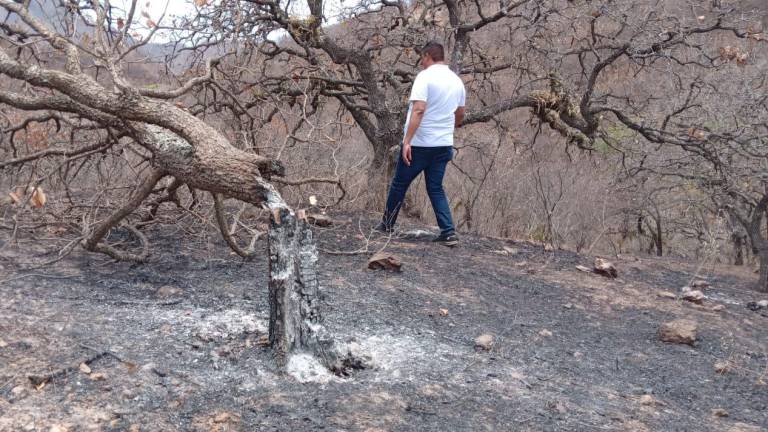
{"left": 0, "top": 214, "right": 766, "bottom": 431}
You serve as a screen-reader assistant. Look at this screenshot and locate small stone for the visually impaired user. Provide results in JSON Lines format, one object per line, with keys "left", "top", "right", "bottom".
{"left": 657, "top": 291, "right": 678, "bottom": 300}
{"left": 714, "top": 360, "right": 732, "bottom": 374}
{"left": 89, "top": 373, "right": 107, "bottom": 381}
{"left": 49, "top": 425, "right": 71, "bottom": 432}
{"left": 710, "top": 304, "right": 726, "bottom": 312}
{"left": 11, "top": 385, "right": 27, "bottom": 396}
{"left": 691, "top": 279, "right": 710, "bottom": 289}
{"left": 563, "top": 303, "right": 573, "bottom": 309}
{"left": 367, "top": 253, "right": 402, "bottom": 272}
{"left": 593, "top": 258, "right": 617, "bottom": 278}
{"left": 711, "top": 408, "right": 729, "bottom": 417}
{"left": 658, "top": 319, "right": 697, "bottom": 346}
{"left": 474, "top": 334, "right": 494, "bottom": 351}
{"left": 757, "top": 300, "right": 768, "bottom": 308}
{"left": 306, "top": 213, "right": 333, "bottom": 227}
{"left": 538, "top": 329, "right": 553, "bottom": 338}
{"left": 155, "top": 285, "right": 182, "bottom": 298}
{"left": 681, "top": 290, "right": 706, "bottom": 304}
{"left": 0, "top": 338, "right": 7, "bottom": 348}
{"left": 79, "top": 362, "right": 92, "bottom": 375}
{"left": 638, "top": 394, "right": 663, "bottom": 406}
{"left": 122, "top": 389, "right": 137, "bottom": 400}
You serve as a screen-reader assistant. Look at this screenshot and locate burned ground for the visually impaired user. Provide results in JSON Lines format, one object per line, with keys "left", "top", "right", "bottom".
{"left": 1, "top": 214, "right": 767, "bottom": 431}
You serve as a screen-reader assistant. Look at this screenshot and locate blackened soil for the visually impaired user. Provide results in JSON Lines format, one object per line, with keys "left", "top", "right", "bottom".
{"left": 1, "top": 213, "right": 767, "bottom": 432}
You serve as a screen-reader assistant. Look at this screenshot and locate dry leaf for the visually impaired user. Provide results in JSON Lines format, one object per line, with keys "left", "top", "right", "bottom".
{"left": 79, "top": 362, "right": 92, "bottom": 374}
{"left": 256, "top": 335, "right": 270, "bottom": 346}
{"left": 35, "top": 380, "right": 47, "bottom": 391}
{"left": 8, "top": 191, "right": 21, "bottom": 205}
{"left": 438, "top": 308, "right": 449, "bottom": 316}
{"left": 194, "top": 0, "right": 209, "bottom": 6}
{"left": 30, "top": 187, "right": 46, "bottom": 208}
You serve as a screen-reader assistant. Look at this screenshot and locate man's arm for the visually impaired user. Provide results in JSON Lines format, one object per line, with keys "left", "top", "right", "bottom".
{"left": 454, "top": 106, "right": 465, "bottom": 128}
{"left": 402, "top": 100, "right": 426, "bottom": 166}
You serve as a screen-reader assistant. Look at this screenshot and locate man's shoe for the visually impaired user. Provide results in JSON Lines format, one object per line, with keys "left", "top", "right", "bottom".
{"left": 433, "top": 233, "right": 459, "bottom": 246}
{"left": 374, "top": 222, "right": 394, "bottom": 234}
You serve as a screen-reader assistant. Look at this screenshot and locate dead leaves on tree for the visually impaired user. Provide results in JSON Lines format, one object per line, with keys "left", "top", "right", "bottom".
{"left": 6, "top": 186, "right": 47, "bottom": 208}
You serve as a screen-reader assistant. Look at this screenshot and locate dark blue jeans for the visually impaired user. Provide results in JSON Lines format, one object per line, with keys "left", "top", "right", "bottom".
{"left": 382, "top": 146, "right": 455, "bottom": 235}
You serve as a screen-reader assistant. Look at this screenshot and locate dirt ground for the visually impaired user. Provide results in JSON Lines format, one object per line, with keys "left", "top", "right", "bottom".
{"left": 1, "top": 213, "right": 767, "bottom": 432}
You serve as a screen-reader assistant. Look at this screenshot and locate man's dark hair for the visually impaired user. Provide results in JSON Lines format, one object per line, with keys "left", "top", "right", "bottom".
{"left": 419, "top": 41, "right": 445, "bottom": 62}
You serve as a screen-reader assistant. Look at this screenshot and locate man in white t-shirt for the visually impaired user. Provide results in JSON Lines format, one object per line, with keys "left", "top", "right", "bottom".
{"left": 376, "top": 41, "right": 466, "bottom": 246}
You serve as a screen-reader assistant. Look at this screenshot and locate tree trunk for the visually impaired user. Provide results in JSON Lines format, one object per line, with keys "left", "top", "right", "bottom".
{"left": 733, "top": 233, "right": 745, "bottom": 265}
{"left": 757, "top": 248, "right": 768, "bottom": 293}
{"left": 653, "top": 216, "right": 663, "bottom": 257}
{"left": 268, "top": 207, "right": 336, "bottom": 365}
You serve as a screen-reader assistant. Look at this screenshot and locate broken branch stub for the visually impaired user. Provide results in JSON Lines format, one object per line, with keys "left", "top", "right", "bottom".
{"left": 267, "top": 207, "right": 335, "bottom": 366}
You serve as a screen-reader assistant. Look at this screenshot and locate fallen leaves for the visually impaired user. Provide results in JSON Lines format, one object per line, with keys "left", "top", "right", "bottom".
{"left": 367, "top": 253, "right": 402, "bottom": 272}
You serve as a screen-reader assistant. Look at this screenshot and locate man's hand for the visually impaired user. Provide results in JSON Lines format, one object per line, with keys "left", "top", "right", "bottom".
{"left": 402, "top": 142, "right": 412, "bottom": 166}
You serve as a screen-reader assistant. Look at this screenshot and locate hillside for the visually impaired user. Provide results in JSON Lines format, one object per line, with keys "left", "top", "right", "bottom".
{"left": 1, "top": 214, "right": 766, "bottom": 431}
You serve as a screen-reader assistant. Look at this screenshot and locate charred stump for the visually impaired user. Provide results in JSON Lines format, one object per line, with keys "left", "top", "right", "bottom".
{"left": 268, "top": 208, "right": 336, "bottom": 366}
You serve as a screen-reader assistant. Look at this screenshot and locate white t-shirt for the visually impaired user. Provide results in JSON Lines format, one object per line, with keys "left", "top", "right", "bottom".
{"left": 404, "top": 64, "right": 466, "bottom": 147}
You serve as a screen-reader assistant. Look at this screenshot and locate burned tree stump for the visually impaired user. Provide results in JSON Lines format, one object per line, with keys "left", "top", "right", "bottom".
{"left": 268, "top": 208, "right": 335, "bottom": 366}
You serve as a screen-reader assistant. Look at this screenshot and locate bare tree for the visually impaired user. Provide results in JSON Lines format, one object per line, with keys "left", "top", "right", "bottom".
{"left": 0, "top": 0, "right": 344, "bottom": 365}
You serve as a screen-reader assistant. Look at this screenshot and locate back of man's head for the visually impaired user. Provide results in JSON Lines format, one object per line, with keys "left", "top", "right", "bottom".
{"left": 420, "top": 41, "right": 445, "bottom": 62}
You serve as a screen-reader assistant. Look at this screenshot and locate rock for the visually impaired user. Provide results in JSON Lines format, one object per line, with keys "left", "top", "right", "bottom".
{"left": 49, "top": 425, "right": 71, "bottom": 432}
{"left": 538, "top": 329, "right": 553, "bottom": 338}
{"left": 89, "top": 373, "right": 107, "bottom": 381}
{"left": 681, "top": 290, "right": 706, "bottom": 304}
{"left": 658, "top": 319, "right": 697, "bottom": 346}
{"left": 563, "top": 303, "right": 573, "bottom": 309}
{"left": 593, "top": 258, "right": 617, "bottom": 278}
{"left": 638, "top": 394, "right": 663, "bottom": 406}
{"left": 758, "top": 300, "right": 768, "bottom": 308}
{"left": 711, "top": 408, "right": 729, "bottom": 417}
{"left": 401, "top": 229, "right": 433, "bottom": 239}
{"left": 79, "top": 362, "right": 92, "bottom": 375}
{"left": 714, "top": 360, "right": 732, "bottom": 374}
{"left": 11, "top": 385, "right": 27, "bottom": 398}
{"left": 306, "top": 213, "right": 333, "bottom": 227}
{"left": 155, "top": 285, "right": 183, "bottom": 298}
{"left": 474, "top": 334, "right": 494, "bottom": 351}
{"left": 367, "top": 253, "right": 402, "bottom": 272}
{"left": 0, "top": 338, "right": 7, "bottom": 348}
{"left": 710, "top": 304, "right": 726, "bottom": 312}
{"left": 657, "top": 291, "right": 678, "bottom": 300}
{"left": 691, "top": 279, "right": 710, "bottom": 289}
